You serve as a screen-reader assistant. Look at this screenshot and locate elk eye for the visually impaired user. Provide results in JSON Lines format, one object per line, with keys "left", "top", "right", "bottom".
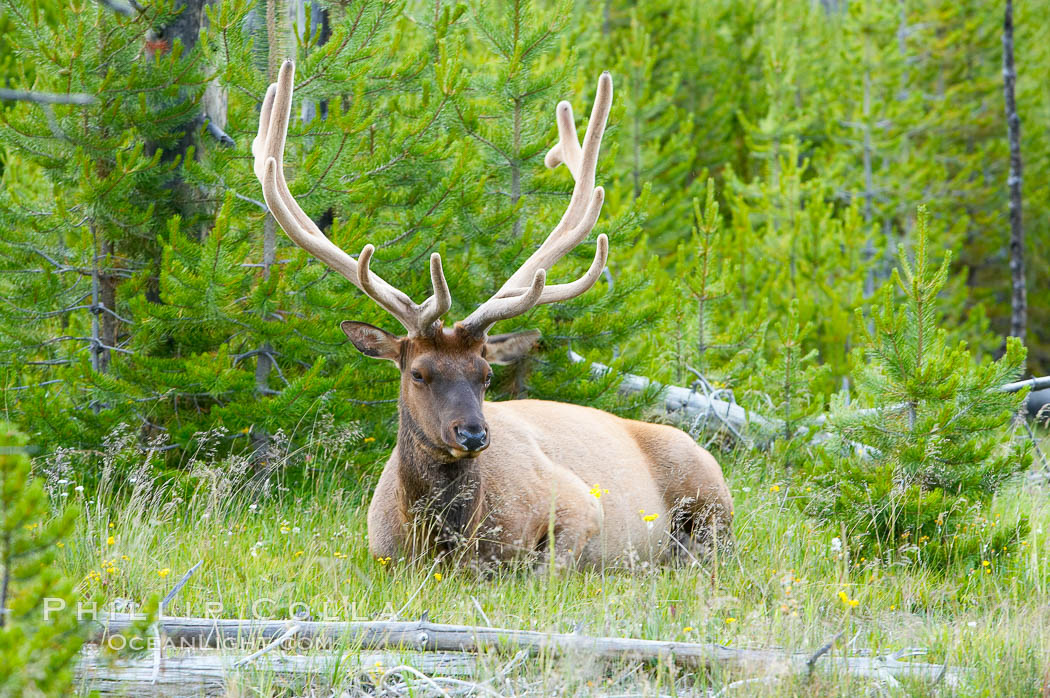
{"left": 410, "top": 370, "right": 425, "bottom": 384}
{"left": 483, "top": 373, "right": 492, "bottom": 387}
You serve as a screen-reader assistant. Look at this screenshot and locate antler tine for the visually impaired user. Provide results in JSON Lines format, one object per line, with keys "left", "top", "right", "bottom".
{"left": 497, "top": 233, "right": 608, "bottom": 305}
{"left": 418, "top": 253, "right": 452, "bottom": 331}
{"left": 358, "top": 245, "right": 451, "bottom": 336}
{"left": 544, "top": 99, "right": 582, "bottom": 178}
{"left": 497, "top": 72, "right": 612, "bottom": 295}
{"left": 458, "top": 72, "right": 613, "bottom": 337}
{"left": 459, "top": 270, "right": 547, "bottom": 333}
{"left": 253, "top": 60, "right": 451, "bottom": 337}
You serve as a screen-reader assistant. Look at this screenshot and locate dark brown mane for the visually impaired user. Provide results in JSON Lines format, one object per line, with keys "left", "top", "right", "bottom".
{"left": 397, "top": 402, "right": 484, "bottom": 553}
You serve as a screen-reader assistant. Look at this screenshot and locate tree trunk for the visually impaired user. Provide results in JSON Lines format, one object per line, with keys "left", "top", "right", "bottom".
{"left": 99, "top": 239, "right": 118, "bottom": 371}
{"left": 146, "top": 0, "right": 228, "bottom": 231}
{"left": 1003, "top": 0, "right": 1026, "bottom": 341}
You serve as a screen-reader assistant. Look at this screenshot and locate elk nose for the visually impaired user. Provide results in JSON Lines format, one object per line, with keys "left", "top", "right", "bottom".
{"left": 453, "top": 424, "right": 489, "bottom": 452}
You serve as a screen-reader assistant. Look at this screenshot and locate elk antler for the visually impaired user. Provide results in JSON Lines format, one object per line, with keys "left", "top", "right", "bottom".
{"left": 458, "top": 72, "right": 613, "bottom": 337}
{"left": 252, "top": 60, "right": 451, "bottom": 337}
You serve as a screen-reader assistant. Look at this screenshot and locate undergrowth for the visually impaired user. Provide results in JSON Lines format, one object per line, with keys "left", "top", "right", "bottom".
{"left": 40, "top": 429, "right": 1050, "bottom": 696}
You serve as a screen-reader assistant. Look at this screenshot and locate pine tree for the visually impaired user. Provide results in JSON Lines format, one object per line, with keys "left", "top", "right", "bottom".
{"left": 723, "top": 143, "right": 869, "bottom": 404}
{"left": 1, "top": 0, "right": 478, "bottom": 459}
{"left": 0, "top": 422, "right": 82, "bottom": 697}
{"left": 446, "top": 0, "right": 657, "bottom": 417}
{"left": 768, "top": 299, "right": 828, "bottom": 443}
{"left": 128, "top": 0, "right": 475, "bottom": 452}
{"left": 801, "top": 208, "right": 1031, "bottom": 568}
{"left": 594, "top": 6, "right": 698, "bottom": 254}
{"left": 0, "top": 0, "right": 210, "bottom": 444}
{"left": 657, "top": 179, "right": 765, "bottom": 389}
{"left": 815, "top": 0, "right": 918, "bottom": 296}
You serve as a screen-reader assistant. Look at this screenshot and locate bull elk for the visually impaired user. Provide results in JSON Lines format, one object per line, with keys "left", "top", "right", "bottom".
{"left": 253, "top": 61, "right": 732, "bottom": 568}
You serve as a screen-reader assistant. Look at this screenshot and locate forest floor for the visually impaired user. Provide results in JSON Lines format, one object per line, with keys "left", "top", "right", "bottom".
{"left": 60, "top": 442, "right": 1050, "bottom": 697}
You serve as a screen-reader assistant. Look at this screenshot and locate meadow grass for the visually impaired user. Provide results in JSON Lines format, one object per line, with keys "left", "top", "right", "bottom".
{"left": 55, "top": 434, "right": 1050, "bottom": 696}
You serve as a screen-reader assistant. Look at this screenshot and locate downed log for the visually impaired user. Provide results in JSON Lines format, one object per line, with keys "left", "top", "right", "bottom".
{"left": 76, "top": 645, "right": 474, "bottom": 697}
{"left": 568, "top": 350, "right": 779, "bottom": 446}
{"left": 91, "top": 614, "right": 965, "bottom": 687}
{"left": 572, "top": 351, "right": 1050, "bottom": 468}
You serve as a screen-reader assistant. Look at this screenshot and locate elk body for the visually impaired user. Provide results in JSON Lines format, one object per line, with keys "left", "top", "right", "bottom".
{"left": 254, "top": 61, "right": 733, "bottom": 568}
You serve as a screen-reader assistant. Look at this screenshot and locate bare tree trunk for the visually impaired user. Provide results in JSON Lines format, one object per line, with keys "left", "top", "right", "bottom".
{"left": 255, "top": 216, "right": 277, "bottom": 396}
{"left": 0, "top": 533, "right": 10, "bottom": 629}
{"left": 99, "top": 239, "right": 118, "bottom": 359}
{"left": 147, "top": 0, "right": 214, "bottom": 160}
{"left": 89, "top": 223, "right": 111, "bottom": 377}
{"left": 1003, "top": 0, "right": 1026, "bottom": 341}
{"left": 511, "top": 97, "right": 523, "bottom": 237}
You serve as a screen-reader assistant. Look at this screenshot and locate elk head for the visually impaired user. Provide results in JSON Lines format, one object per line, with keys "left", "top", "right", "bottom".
{"left": 252, "top": 61, "right": 612, "bottom": 459}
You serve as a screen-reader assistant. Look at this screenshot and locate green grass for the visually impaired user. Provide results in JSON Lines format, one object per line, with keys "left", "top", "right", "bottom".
{"left": 55, "top": 441, "right": 1050, "bottom": 696}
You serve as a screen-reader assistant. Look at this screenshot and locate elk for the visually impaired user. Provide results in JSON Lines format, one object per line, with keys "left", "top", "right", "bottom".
{"left": 253, "top": 61, "right": 732, "bottom": 567}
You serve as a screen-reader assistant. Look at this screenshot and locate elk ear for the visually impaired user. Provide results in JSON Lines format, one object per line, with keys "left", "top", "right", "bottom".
{"left": 341, "top": 321, "right": 402, "bottom": 361}
{"left": 484, "top": 330, "right": 541, "bottom": 365}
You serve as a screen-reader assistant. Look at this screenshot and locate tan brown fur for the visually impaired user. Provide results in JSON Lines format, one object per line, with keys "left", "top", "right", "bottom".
{"left": 364, "top": 327, "right": 733, "bottom": 568}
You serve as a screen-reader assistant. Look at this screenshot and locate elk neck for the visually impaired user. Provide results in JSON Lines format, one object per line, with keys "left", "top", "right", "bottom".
{"left": 395, "top": 400, "right": 484, "bottom": 549}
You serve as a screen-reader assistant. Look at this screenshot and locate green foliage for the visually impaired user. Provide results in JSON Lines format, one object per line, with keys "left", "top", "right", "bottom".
{"left": 800, "top": 209, "right": 1032, "bottom": 569}
{"left": 655, "top": 179, "right": 765, "bottom": 388}
{"left": 0, "top": 0, "right": 657, "bottom": 463}
{"left": 0, "top": 0, "right": 210, "bottom": 445}
{"left": 2, "top": 0, "right": 1047, "bottom": 495}
{"left": 0, "top": 422, "right": 81, "bottom": 697}
{"left": 767, "top": 299, "right": 828, "bottom": 441}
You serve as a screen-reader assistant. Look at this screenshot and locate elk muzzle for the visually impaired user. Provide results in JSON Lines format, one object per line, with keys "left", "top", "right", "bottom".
{"left": 450, "top": 420, "right": 489, "bottom": 455}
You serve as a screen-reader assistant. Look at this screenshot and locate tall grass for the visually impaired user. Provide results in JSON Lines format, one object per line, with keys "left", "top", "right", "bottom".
{"left": 42, "top": 425, "right": 1050, "bottom": 696}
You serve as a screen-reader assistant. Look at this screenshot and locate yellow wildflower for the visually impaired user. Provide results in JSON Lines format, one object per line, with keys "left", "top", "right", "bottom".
{"left": 363, "top": 437, "right": 376, "bottom": 443}
{"left": 589, "top": 484, "right": 609, "bottom": 499}
{"left": 643, "top": 513, "right": 659, "bottom": 522}
{"left": 770, "top": 485, "right": 780, "bottom": 492}
{"left": 433, "top": 573, "right": 443, "bottom": 582}
{"left": 725, "top": 617, "right": 736, "bottom": 624}
{"left": 158, "top": 568, "right": 171, "bottom": 578}
{"left": 683, "top": 626, "right": 693, "bottom": 632}
{"left": 106, "top": 536, "right": 115, "bottom": 546}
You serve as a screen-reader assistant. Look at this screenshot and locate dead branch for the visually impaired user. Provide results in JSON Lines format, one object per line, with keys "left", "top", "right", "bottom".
{"left": 0, "top": 88, "right": 96, "bottom": 105}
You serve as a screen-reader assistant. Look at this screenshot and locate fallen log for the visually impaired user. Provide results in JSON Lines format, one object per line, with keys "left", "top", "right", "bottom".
{"left": 91, "top": 614, "right": 965, "bottom": 688}
{"left": 76, "top": 645, "right": 474, "bottom": 697}
{"left": 568, "top": 350, "right": 779, "bottom": 446}
{"left": 571, "top": 351, "right": 1050, "bottom": 471}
